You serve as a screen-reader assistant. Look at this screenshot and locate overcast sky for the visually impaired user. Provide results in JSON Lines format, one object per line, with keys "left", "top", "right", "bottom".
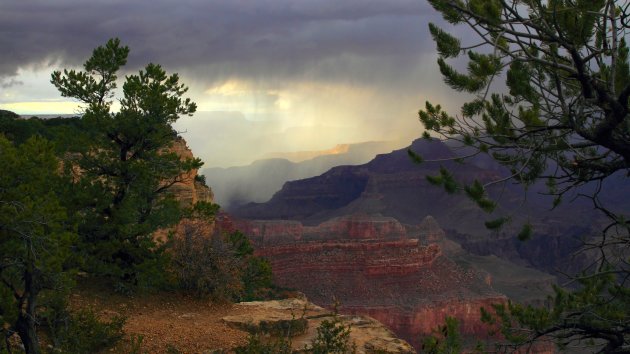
{"left": 0, "top": 0, "right": 469, "bottom": 167}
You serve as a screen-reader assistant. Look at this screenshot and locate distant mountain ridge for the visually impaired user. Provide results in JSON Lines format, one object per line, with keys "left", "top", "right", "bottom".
{"left": 233, "top": 138, "right": 630, "bottom": 277}
{"left": 203, "top": 140, "right": 403, "bottom": 209}
{"left": 262, "top": 143, "right": 352, "bottom": 162}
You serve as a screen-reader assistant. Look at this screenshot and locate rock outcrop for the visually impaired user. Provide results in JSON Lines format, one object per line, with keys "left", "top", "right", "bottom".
{"left": 219, "top": 214, "right": 504, "bottom": 349}
{"left": 167, "top": 137, "right": 213, "bottom": 207}
{"left": 154, "top": 137, "right": 215, "bottom": 242}
{"left": 223, "top": 297, "right": 415, "bottom": 353}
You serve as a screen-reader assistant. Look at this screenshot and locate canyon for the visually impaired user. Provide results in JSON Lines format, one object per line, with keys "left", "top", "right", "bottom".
{"left": 166, "top": 136, "right": 563, "bottom": 351}
{"left": 167, "top": 138, "right": 425, "bottom": 351}
{"left": 216, "top": 213, "right": 511, "bottom": 349}
{"left": 232, "top": 138, "right": 630, "bottom": 278}
{"left": 169, "top": 136, "right": 565, "bottom": 351}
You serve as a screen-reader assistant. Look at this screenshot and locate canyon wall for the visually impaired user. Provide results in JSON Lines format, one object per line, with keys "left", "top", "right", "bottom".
{"left": 233, "top": 138, "right": 623, "bottom": 279}
{"left": 222, "top": 214, "right": 505, "bottom": 349}
{"left": 346, "top": 297, "right": 505, "bottom": 349}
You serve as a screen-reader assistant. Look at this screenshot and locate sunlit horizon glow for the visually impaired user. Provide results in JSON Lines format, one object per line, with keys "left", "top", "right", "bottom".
{"left": 0, "top": 0, "right": 470, "bottom": 168}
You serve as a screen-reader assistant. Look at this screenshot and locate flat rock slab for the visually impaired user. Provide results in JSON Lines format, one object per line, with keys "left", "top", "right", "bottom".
{"left": 223, "top": 298, "right": 415, "bottom": 354}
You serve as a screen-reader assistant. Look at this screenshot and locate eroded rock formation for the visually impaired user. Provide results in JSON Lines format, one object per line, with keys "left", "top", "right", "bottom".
{"left": 219, "top": 214, "right": 504, "bottom": 349}
{"left": 154, "top": 137, "right": 214, "bottom": 242}
{"left": 167, "top": 137, "right": 213, "bottom": 206}
{"left": 233, "top": 138, "right": 628, "bottom": 279}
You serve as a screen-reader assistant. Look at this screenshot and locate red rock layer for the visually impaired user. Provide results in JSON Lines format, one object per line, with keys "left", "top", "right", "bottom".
{"left": 344, "top": 296, "right": 506, "bottom": 349}
{"left": 262, "top": 240, "right": 440, "bottom": 277}
{"left": 224, "top": 214, "right": 506, "bottom": 350}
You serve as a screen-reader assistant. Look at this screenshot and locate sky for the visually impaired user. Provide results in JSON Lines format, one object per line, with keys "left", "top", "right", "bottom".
{"left": 0, "top": 0, "right": 469, "bottom": 167}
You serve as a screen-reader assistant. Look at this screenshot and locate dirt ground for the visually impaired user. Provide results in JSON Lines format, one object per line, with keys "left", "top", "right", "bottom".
{"left": 69, "top": 282, "right": 251, "bottom": 353}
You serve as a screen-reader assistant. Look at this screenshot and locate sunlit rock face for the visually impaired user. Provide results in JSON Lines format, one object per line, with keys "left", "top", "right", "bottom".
{"left": 154, "top": 137, "right": 215, "bottom": 242}
{"left": 223, "top": 297, "right": 416, "bottom": 354}
{"left": 219, "top": 214, "right": 504, "bottom": 350}
{"left": 167, "top": 137, "right": 214, "bottom": 206}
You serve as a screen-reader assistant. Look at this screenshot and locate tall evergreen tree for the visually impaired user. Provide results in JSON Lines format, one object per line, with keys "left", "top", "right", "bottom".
{"left": 51, "top": 38, "right": 201, "bottom": 289}
{"left": 0, "top": 135, "right": 76, "bottom": 354}
{"left": 417, "top": 1, "right": 630, "bottom": 351}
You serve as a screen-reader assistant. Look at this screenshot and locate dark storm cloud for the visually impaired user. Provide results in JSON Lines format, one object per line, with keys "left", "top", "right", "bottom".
{"left": 0, "top": 0, "right": 440, "bottom": 85}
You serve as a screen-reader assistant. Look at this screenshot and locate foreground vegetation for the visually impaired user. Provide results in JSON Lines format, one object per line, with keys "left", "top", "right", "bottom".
{"left": 417, "top": 0, "right": 630, "bottom": 352}
{"left": 0, "top": 39, "right": 273, "bottom": 353}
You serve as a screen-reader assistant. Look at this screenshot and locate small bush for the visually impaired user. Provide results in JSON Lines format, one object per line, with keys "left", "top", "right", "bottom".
{"left": 127, "top": 334, "right": 147, "bottom": 354}
{"left": 245, "top": 318, "right": 308, "bottom": 338}
{"left": 234, "top": 334, "right": 292, "bottom": 354}
{"left": 310, "top": 315, "right": 356, "bottom": 354}
{"left": 171, "top": 223, "right": 273, "bottom": 302}
{"left": 171, "top": 223, "right": 243, "bottom": 301}
{"left": 242, "top": 256, "right": 273, "bottom": 301}
{"left": 48, "top": 308, "right": 125, "bottom": 353}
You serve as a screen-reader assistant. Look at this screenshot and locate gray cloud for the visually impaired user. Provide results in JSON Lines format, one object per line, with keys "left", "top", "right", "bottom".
{"left": 0, "top": 78, "right": 22, "bottom": 88}
{"left": 0, "top": 0, "right": 439, "bottom": 87}
{"left": 1, "top": 0, "right": 474, "bottom": 167}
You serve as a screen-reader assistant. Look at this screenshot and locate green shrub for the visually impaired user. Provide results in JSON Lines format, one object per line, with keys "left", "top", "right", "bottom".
{"left": 171, "top": 223, "right": 243, "bottom": 301}
{"left": 310, "top": 316, "right": 356, "bottom": 354}
{"left": 48, "top": 308, "right": 125, "bottom": 353}
{"left": 171, "top": 224, "right": 274, "bottom": 302}
{"left": 242, "top": 256, "right": 273, "bottom": 301}
{"left": 234, "top": 334, "right": 292, "bottom": 354}
{"left": 127, "top": 334, "right": 147, "bottom": 354}
{"left": 225, "top": 231, "right": 274, "bottom": 301}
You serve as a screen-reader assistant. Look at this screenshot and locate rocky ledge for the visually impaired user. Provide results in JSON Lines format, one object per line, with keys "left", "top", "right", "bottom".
{"left": 222, "top": 297, "right": 415, "bottom": 353}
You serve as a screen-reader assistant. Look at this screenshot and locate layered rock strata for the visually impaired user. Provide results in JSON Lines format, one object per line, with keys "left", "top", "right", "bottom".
{"left": 220, "top": 214, "right": 505, "bottom": 349}
{"left": 233, "top": 138, "right": 626, "bottom": 278}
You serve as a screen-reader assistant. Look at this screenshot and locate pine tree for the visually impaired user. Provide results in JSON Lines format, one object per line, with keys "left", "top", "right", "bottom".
{"left": 0, "top": 135, "right": 76, "bottom": 354}
{"left": 417, "top": 1, "right": 630, "bottom": 351}
{"left": 51, "top": 38, "right": 201, "bottom": 290}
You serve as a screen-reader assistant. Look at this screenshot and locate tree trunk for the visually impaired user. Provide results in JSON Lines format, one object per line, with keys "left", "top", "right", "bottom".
{"left": 15, "top": 310, "right": 40, "bottom": 354}
{"left": 15, "top": 264, "right": 41, "bottom": 354}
